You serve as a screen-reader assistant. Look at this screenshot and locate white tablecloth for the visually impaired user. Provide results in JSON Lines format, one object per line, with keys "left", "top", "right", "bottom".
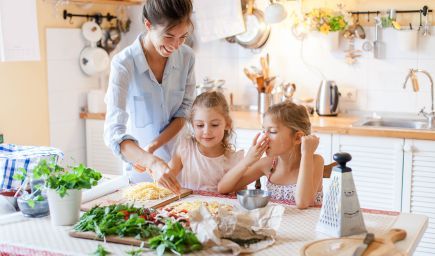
{"left": 0, "top": 195, "right": 428, "bottom": 256}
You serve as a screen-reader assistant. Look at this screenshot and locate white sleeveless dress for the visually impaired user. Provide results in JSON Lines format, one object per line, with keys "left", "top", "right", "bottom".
{"left": 177, "top": 138, "right": 244, "bottom": 192}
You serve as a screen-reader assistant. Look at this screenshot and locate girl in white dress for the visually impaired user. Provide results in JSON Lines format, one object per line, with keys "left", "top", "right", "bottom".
{"left": 218, "top": 102, "right": 324, "bottom": 209}
{"left": 164, "top": 91, "right": 244, "bottom": 192}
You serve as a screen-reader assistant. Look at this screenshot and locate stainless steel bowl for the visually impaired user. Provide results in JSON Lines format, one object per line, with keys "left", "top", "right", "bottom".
{"left": 237, "top": 189, "right": 271, "bottom": 210}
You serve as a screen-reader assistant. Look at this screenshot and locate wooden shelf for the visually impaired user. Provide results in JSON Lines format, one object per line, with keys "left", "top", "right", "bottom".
{"left": 69, "top": 0, "right": 143, "bottom": 6}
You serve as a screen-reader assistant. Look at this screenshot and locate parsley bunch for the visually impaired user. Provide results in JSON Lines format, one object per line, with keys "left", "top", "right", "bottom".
{"left": 149, "top": 219, "right": 202, "bottom": 256}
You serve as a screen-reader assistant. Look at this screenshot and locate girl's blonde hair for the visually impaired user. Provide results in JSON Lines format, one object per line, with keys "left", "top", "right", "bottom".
{"left": 188, "top": 91, "right": 235, "bottom": 152}
{"left": 265, "top": 101, "right": 311, "bottom": 135}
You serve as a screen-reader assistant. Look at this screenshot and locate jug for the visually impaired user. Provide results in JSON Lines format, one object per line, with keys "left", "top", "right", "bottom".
{"left": 316, "top": 80, "right": 340, "bottom": 116}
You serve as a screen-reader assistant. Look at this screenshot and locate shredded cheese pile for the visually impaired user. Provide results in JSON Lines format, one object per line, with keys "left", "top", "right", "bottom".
{"left": 169, "top": 200, "right": 233, "bottom": 215}
{"left": 123, "top": 182, "right": 172, "bottom": 201}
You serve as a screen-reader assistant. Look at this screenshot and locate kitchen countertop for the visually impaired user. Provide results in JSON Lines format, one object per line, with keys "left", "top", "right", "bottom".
{"left": 80, "top": 111, "right": 435, "bottom": 140}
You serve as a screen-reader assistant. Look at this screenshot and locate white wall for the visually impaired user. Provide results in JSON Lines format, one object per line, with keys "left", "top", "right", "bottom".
{"left": 128, "top": 3, "right": 435, "bottom": 116}
{"left": 194, "top": 24, "right": 435, "bottom": 115}
{"left": 46, "top": 28, "right": 102, "bottom": 166}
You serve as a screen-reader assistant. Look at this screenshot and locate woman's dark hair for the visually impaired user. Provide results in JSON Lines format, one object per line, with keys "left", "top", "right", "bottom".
{"left": 142, "top": 0, "right": 193, "bottom": 31}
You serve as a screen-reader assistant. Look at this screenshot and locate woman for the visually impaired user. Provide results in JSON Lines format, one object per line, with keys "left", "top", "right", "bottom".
{"left": 104, "top": 0, "right": 195, "bottom": 193}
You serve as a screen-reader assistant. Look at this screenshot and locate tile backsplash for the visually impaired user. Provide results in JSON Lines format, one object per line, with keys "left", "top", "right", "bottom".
{"left": 192, "top": 23, "right": 435, "bottom": 115}
{"left": 46, "top": 28, "right": 103, "bottom": 166}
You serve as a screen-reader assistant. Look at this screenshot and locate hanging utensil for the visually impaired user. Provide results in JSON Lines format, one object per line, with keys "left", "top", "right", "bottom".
{"left": 234, "top": 6, "right": 271, "bottom": 49}
{"left": 422, "top": 5, "right": 431, "bottom": 36}
{"left": 373, "top": 17, "right": 383, "bottom": 59}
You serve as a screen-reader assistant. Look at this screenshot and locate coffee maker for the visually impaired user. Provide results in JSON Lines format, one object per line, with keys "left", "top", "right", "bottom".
{"left": 316, "top": 80, "right": 340, "bottom": 116}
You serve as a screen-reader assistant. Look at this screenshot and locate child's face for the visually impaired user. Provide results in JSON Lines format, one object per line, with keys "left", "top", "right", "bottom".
{"left": 146, "top": 21, "right": 190, "bottom": 57}
{"left": 262, "top": 115, "right": 300, "bottom": 156}
{"left": 192, "top": 107, "right": 228, "bottom": 149}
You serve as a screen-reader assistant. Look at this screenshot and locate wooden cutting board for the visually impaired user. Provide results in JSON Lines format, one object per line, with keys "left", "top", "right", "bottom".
{"left": 69, "top": 231, "right": 148, "bottom": 247}
{"left": 80, "top": 187, "right": 193, "bottom": 211}
{"left": 301, "top": 229, "right": 407, "bottom": 256}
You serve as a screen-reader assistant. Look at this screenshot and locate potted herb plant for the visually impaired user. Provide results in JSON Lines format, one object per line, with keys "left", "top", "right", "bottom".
{"left": 27, "top": 158, "right": 102, "bottom": 225}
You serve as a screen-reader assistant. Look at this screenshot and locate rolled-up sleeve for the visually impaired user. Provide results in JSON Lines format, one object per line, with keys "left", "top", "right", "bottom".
{"left": 174, "top": 54, "right": 196, "bottom": 118}
{"left": 104, "top": 59, "right": 138, "bottom": 161}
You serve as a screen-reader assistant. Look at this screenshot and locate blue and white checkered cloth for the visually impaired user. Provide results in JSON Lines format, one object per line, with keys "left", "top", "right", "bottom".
{"left": 0, "top": 144, "right": 63, "bottom": 190}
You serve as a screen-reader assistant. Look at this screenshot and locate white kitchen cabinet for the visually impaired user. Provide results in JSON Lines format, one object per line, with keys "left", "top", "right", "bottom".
{"left": 331, "top": 135, "right": 404, "bottom": 212}
{"left": 85, "top": 119, "right": 123, "bottom": 175}
{"left": 402, "top": 139, "right": 435, "bottom": 255}
{"left": 313, "top": 133, "right": 332, "bottom": 163}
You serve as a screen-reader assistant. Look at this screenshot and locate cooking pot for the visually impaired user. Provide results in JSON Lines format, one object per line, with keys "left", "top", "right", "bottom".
{"left": 99, "top": 25, "right": 121, "bottom": 54}
{"left": 226, "top": 8, "right": 271, "bottom": 49}
{"left": 79, "top": 45, "right": 110, "bottom": 75}
{"left": 80, "top": 21, "right": 110, "bottom": 76}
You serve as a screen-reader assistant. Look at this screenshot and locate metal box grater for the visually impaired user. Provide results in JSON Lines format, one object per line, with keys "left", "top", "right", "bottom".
{"left": 316, "top": 152, "right": 367, "bottom": 237}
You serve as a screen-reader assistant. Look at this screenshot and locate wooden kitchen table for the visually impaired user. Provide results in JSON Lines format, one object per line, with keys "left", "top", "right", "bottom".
{"left": 0, "top": 192, "right": 428, "bottom": 256}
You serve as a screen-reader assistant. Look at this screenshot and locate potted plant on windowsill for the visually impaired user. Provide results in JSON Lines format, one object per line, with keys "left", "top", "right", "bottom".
{"left": 16, "top": 158, "right": 102, "bottom": 225}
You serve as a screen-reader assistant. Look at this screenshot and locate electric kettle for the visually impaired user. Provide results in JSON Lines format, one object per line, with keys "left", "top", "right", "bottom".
{"left": 316, "top": 80, "right": 340, "bottom": 116}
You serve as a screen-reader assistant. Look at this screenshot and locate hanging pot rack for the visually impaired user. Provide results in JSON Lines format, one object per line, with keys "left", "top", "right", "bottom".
{"left": 63, "top": 10, "right": 117, "bottom": 25}
{"left": 349, "top": 5, "right": 432, "bottom": 22}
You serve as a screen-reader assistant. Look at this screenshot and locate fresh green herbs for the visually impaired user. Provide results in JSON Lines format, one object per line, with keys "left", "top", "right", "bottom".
{"left": 34, "top": 159, "right": 102, "bottom": 197}
{"left": 91, "top": 244, "right": 111, "bottom": 256}
{"left": 26, "top": 194, "right": 45, "bottom": 208}
{"left": 74, "top": 204, "right": 160, "bottom": 239}
{"left": 75, "top": 205, "right": 202, "bottom": 255}
{"left": 125, "top": 248, "right": 146, "bottom": 256}
{"left": 149, "top": 219, "right": 202, "bottom": 256}
{"left": 13, "top": 158, "right": 102, "bottom": 198}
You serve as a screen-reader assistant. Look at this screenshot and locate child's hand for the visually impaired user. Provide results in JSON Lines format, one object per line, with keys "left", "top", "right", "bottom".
{"left": 144, "top": 141, "right": 159, "bottom": 154}
{"left": 156, "top": 172, "right": 181, "bottom": 195}
{"left": 301, "top": 135, "right": 319, "bottom": 155}
{"left": 134, "top": 158, "right": 181, "bottom": 194}
{"left": 244, "top": 132, "right": 269, "bottom": 166}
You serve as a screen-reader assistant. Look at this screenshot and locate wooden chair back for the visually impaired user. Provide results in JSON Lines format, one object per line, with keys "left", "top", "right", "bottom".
{"left": 323, "top": 162, "right": 337, "bottom": 178}
{"left": 254, "top": 162, "right": 337, "bottom": 189}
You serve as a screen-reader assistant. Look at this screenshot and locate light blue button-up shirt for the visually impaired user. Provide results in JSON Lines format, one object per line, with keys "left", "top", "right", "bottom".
{"left": 104, "top": 34, "right": 195, "bottom": 181}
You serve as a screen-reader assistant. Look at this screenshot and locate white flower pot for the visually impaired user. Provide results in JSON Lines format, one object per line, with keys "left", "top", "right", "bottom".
{"left": 47, "top": 189, "right": 82, "bottom": 226}
{"left": 310, "top": 31, "right": 340, "bottom": 51}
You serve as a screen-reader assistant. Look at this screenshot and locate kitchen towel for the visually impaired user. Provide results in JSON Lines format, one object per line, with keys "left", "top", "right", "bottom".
{"left": 193, "top": 0, "right": 245, "bottom": 42}
{"left": 0, "top": 144, "right": 63, "bottom": 190}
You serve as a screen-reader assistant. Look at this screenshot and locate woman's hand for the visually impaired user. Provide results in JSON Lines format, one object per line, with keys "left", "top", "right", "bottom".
{"left": 244, "top": 132, "right": 269, "bottom": 167}
{"left": 133, "top": 155, "right": 181, "bottom": 194}
{"left": 301, "top": 135, "right": 319, "bottom": 155}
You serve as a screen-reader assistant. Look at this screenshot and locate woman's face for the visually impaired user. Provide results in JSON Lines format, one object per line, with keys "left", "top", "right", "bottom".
{"left": 192, "top": 107, "right": 228, "bottom": 149}
{"left": 146, "top": 20, "right": 190, "bottom": 57}
{"left": 262, "top": 115, "right": 300, "bottom": 157}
